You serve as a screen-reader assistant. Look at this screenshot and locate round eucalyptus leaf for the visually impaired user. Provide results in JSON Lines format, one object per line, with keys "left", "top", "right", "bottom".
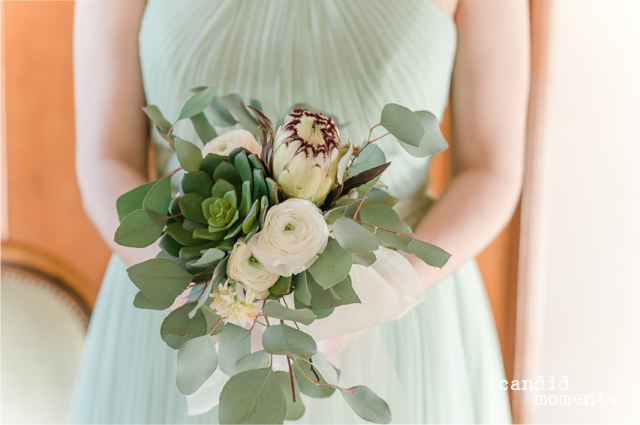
{"left": 114, "top": 209, "right": 167, "bottom": 248}
{"left": 307, "top": 239, "right": 353, "bottom": 289}
{"left": 262, "top": 324, "right": 317, "bottom": 359}
{"left": 176, "top": 335, "right": 218, "bottom": 395}
{"left": 274, "top": 371, "right": 305, "bottom": 421}
{"left": 333, "top": 218, "right": 379, "bottom": 253}
{"left": 340, "top": 385, "right": 392, "bottom": 424}
{"left": 160, "top": 303, "right": 208, "bottom": 349}
{"left": 380, "top": 103, "right": 424, "bottom": 148}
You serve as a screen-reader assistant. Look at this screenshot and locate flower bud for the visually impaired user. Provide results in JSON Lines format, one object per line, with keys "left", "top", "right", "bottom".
{"left": 272, "top": 109, "right": 341, "bottom": 206}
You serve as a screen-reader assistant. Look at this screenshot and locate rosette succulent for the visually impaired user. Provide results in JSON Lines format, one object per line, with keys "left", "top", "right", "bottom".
{"left": 161, "top": 148, "right": 279, "bottom": 264}
{"left": 272, "top": 108, "right": 341, "bottom": 206}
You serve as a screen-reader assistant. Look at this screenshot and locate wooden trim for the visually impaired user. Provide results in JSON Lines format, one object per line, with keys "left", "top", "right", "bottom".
{"left": 1, "top": 242, "right": 95, "bottom": 310}
{"left": 512, "top": 0, "right": 551, "bottom": 422}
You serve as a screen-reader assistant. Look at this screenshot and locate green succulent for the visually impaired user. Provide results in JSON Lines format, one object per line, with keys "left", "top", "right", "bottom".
{"left": 160, "top": 147, "right": 279, "bottom": 263}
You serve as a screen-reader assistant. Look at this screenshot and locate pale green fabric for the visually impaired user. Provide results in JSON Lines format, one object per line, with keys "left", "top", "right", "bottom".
{"left": 71, "top": 0, "right": 512, "bottom": 423}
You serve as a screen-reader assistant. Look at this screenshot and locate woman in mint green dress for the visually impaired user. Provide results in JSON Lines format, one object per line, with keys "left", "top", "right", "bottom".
{"left": 72, "top": 0, "right": 529, "bottom": 423}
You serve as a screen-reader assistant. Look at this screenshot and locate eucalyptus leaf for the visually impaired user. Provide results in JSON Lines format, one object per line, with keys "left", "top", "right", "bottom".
{"left": 217, "top": 324, "right": 251, "bottom": 375}
{"left": 133, "top": 291, "right": 173, "bottom": 310}
{"left": 333, "top": 218, "right": 379, "bottom": 253}
{"left": 161, "top": 302, "right": 208, "bottom": 349}
{"left": 352, "top": 251, "right": 377, "bottom": 267}
{"left": 407, "top": 239, "right": 451, "bottom": 268}
{"left": 176, "top": 335, "right": 218, "bottom": 395}
{"left": 358, "top": 204, "right": 414, "bottom": 250}
{"left": 217, "top": 94, "right": 260, "bottom": 132}
{"left": 127, "top": 258, "right": 193, "bottom": 302}
{"left": 218, "top": 369, "right": 287, "bottom": 425}
{"left": 201, "top": 305, "right": 225, "bottom": 335}
{"left": 274, "top": 371, "right": 305, "bottom": 420}
{"left": 308, "top": 239, "right": 353, "bottom": 289}
{"left": 143, "top": 176, "right": 172, "bottom": 215}
{"left": 178, "top": 86, "right": 218, "bottom": 121}
{"left": 380, "top": 103, "right": 424, "bottom": 148}
{"left": 142, "top": 105, "right": 171, "bottom": 134}
{"left": 188, "top": 248, "right": 226, "bottom": 268}
{"left": 175, "top": 137, "right": 203, "bottom": 173}
{"left": 262, "top": 301, "right": 316, "bottom": 326}
{"left": 293, "top": 272, "right": 311, "bottom": 306}
{"left": 309, "top": 353, "right": 339, "bottom": 385}
{"left": 116, "top": 181, "right": 156, "bottom": 222}
{"left": 234, "top": 351, "right": 270, "bottom": 374}
{"left": 114, "top": 209, "right": 167, "bottom": 248}
{"left": 341, "top": 386, "right": 392, "bottom": 424}
{"left": 190, "top": 111, "right": 218, "bottom": 143}
{"left": 262, "top": 324, "right": 317, "bottom": 359}
{"left": 349, "top": 144, "right": 386, "bottom": 177}
{"left": 293, "top": 357, "right": 336, "bottom": 398}
{"left": 397, "top": 110, "right": 448, "bottom": 157}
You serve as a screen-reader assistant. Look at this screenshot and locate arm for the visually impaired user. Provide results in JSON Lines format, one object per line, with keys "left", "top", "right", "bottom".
{"left": 411, "top": 0, "right": 530, "bottom": 288}
{"left": 74, "top": 0, "right": 156, "bottom": 266}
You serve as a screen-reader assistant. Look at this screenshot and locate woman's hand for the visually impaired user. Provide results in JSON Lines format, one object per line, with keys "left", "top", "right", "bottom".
{"left": 413, "top": 0, "right": 530, "bottom": 289}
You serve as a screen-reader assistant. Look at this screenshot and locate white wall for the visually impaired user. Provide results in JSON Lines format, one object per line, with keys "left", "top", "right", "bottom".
{"left": 522, "top": 1, "right": 640, "bottom": 423}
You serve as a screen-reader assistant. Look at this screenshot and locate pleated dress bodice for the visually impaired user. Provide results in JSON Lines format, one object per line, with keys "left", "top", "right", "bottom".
{"left": 139, "top": 0, "right": 457, "bottom": 220}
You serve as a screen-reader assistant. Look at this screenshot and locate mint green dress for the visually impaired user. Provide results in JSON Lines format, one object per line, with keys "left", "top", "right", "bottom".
{"left": 71, "top": 1, "right": 512, "bottom": 423}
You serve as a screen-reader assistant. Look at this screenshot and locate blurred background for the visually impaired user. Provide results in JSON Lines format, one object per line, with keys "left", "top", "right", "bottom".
{"left": 1, "top": 0, "right": 638, "bottom": 424}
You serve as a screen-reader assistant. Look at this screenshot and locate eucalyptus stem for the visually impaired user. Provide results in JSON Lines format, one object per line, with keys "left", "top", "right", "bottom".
{"left": 291, "top": 359, "right": 339, "bottom": 390}
{"left": 286, "top": 356, "right": 297, "bottom": 402}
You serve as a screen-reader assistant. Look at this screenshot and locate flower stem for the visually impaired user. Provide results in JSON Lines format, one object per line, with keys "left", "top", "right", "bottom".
{"left": 286, "top": 356, "right": 297, "bottom": 402}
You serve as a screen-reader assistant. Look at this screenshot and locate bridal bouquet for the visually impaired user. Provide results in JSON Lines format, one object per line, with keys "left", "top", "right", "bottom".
{"left": 115, "top": 86, "right": 450, "bottom": 424}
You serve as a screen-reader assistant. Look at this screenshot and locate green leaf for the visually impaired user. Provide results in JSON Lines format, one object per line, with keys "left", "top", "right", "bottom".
{"left": 178, "top": 86, "right": 218, "bottom": 121}
{"left": 160, "top": 233, "right": 183, "bottom": 257}
{"left": 117, "top": 181, "right": 156, "bottom": 222}
{"left": 349, "top": 144, "right": 386, "bottom": 177}
{"left": 209, "top": 97, "right": 238, "bottom": 127}
{"left": 306, "top": 273, "right": 360, "bottom": 311}
{"left": 178, "top": 193, "right": 207, "bottom": 224}
{"left": 188, "top": 248, "right": 226, "bottom": 268}
{"left": 182, "top": 171, "right": 213, "bottom": 199}
{"left": 307, "top": 239, "right": 353, "bottom": 289}
{"left": 200, "top": 153, "right": 225, "bottom": 176}
{"left": 233, "top": 150, "right": 253, "bottom": 184}
{"left": 176, "top": 335, "right": 218, "bottom": 395}
{"left": 127, "top": 258, "right": 193, "bottom": 302}
{"left": 218, "top": 369, "right": 287, "bottom": 425}
{"left": 133, "top": 291, "right": 173, "bottom": 310}
{"left": 337, "top": 139, "right": 353, "bottom": 185}
{"left": 380, "top": 103, "right": 424, "bottom": 147}
{"left": 161, "top": 302, "right": 208, "bottom": 349}
{"left": 397, "top": 110, "right": 448, "bottom": 157}
{"left": 262, "top": 324, "right": 317, "bottom": 359}
{"left": 143, "top": 176, "right": 172, "bottom": 215}
{"left": 274, "top": 371, "right": 305, "bottom": 421}
{"left": 262, "top": 301, "right": 317, "bottom": 326}
{"left": 308, "top": 353, "right": 339, "bottom": 385}
{"left": 234, "top": 350, "right": 270, "bottom": 374}
{"left": 217, "top": 323, "right": 251, "bottom": 375}
{"left": 217, "top": 94, "right": 260, "bottom": 132}
{"left": 293, "top": 358, "right": 335, "bottom": 398}
{"left": 341, "top": 386, "right": 392, "bottom": 424}
{"left": 358, "top": 204, "right": 414, "bottom": 251}
{"left": 114, "top": 209, "right": 167, "bottom": 248}
{"left": 407, "top": 239, "right": 451, "bottom": 268}
{"left": 166, "top": 222, "right": 202, "bottom": 247}
{"left": 353, "top": 251, "right": 377, "bottom": 267}
{"left": 292, "top": 272, "right": 311, "bottom": 305}
{"left": 175, "top": 137, "right": 203, "bottom": 173}
{"left": 362, "top": 188, "right": 399, "bottom": 207}
{"left": 142, "top": 105, "right": 171, "bottom": 134}
{"left": 201, "top": 305, "right": 225, "bottom": 335}
{"left": 190, "top": 111, "right": 218, "bottom": 143}
{"left": 188, "top": 258, "right": 227, "bottom": 318}
{"left": 269, "top": 275, "right": 292, "bottom": 297}
{"left": 333, "top": 218, "right": 379, "bottom": 253}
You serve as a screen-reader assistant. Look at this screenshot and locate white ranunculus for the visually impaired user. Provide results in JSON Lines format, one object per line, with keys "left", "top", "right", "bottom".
{"left": 226, "top": 238, "right": 279, "bottom": 299}
{"left": 201, "top": 129, "right": 261, "bottom": 157}
{"left": 247, "top": 198, "right": 329, "bottom": 276}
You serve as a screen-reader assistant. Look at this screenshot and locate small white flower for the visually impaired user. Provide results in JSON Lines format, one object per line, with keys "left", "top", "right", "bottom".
{"left": 201, "top": 129, "right": 261, "bottom": 157}
{"left": 210, "top": 282, "right": 260, "bottom": 327}
{"left": 227, "top": 238, "right": 280, "bottom": 299}
{"left": 247, "top": 198, "right": 329, "bottom": 276}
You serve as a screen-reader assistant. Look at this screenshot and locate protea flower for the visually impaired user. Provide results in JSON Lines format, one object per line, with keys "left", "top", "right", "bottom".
{"left": 271, "top": 109, "right": 341, "bottom": 206}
